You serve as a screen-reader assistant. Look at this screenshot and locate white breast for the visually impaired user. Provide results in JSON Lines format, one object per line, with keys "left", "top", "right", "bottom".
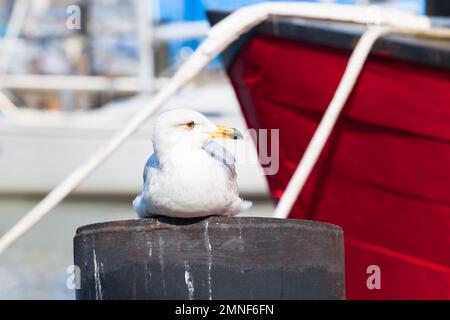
{"left": 144, "top": 147, "right": 242, "bottom": 218}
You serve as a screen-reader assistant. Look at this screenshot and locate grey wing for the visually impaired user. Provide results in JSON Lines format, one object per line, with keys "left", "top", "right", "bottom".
{"left": 202, "top": 140, "right": 236, "bottom": 177}
{"left": 143, "top": 153, "right": 159, "bottom": 183}
{"left": 134, "top": 153, "right": 159, "bottom": 218}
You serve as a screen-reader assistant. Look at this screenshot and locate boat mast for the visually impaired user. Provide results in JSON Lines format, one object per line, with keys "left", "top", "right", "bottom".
{"left": 136, "top": 0, "right": 154, "bottom": 95}
{"left": 0, "top": 0, "right": 28, "bottom": 118}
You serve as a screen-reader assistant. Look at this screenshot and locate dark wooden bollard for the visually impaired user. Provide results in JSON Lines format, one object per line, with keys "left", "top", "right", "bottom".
{"left": 74, "top": 217, "right": 345, "bottom": 300}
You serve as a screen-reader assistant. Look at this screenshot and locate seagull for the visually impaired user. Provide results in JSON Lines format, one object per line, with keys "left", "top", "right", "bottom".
{"left": 133, "top": 109, "right": 252, "bottom": 218}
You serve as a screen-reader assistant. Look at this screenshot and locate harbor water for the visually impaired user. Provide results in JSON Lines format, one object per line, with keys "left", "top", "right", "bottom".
{"left": 0, "top": 196, "right": 273, "bottom": 299}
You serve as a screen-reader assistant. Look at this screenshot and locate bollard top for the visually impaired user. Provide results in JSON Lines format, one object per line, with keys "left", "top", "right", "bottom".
{"left": 75, "top": 216, "right": 343, "bottom": 238}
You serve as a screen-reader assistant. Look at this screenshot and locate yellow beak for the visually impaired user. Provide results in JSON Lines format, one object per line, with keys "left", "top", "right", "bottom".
{"left": 208, "top": 125, "right": 243, "bottom": 140}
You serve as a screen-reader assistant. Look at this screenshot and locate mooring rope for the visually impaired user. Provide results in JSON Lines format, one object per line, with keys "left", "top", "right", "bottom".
{"left": 272, "top": 26, "right": 389, "bottom": 218}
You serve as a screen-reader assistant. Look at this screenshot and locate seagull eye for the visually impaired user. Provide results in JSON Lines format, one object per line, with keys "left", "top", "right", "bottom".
{"left": 185, "top": 121, "right": 195, "bottom": 129}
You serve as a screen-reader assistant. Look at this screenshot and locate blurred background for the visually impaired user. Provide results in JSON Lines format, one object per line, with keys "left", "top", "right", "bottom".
{"left": 0, "top": 0, "right": 436, "bottom": 299}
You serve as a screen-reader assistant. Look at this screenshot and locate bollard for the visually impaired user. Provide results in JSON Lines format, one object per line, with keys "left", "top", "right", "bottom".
{"left": 74, "top": 216, "right": 345, "bottom": 300}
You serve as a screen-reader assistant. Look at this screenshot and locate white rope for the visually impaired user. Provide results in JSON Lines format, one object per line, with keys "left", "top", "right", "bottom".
{"left": 0, "top": 2, "right": 449, "bottom": 255}
{"left": 272, "top": 26, "right": 389, "bottom": 218}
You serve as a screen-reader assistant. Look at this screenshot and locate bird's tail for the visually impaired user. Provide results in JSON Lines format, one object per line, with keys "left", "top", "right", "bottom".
{"left": 133, "top": 194, "right": 149, "bottom": 218}
{"left": 242, "top": 200, "right": 253, "bottom": 211}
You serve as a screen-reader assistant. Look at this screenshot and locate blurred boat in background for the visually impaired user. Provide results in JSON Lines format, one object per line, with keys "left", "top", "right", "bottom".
{"left": 0, "top": 81, "right": 269, "bottom": 196}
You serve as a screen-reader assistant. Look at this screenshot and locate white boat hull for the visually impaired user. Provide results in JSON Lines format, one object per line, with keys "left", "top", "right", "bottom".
{"left": 0, "top": 86, "right": 270, "bottom": 197}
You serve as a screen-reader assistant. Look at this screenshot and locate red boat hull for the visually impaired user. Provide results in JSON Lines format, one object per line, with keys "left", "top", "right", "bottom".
{"left": 228, "top": 35, "right": 450, "bottom": 299}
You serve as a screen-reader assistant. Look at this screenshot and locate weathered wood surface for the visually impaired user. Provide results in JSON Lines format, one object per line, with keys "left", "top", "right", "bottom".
{"left": 74, "top": 216, "right": 345, "bottom": 300}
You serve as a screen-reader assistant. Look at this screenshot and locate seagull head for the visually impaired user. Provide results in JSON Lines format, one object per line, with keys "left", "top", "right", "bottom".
{"left": 152, "top": 109, "right": 243, "bottom": 154}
